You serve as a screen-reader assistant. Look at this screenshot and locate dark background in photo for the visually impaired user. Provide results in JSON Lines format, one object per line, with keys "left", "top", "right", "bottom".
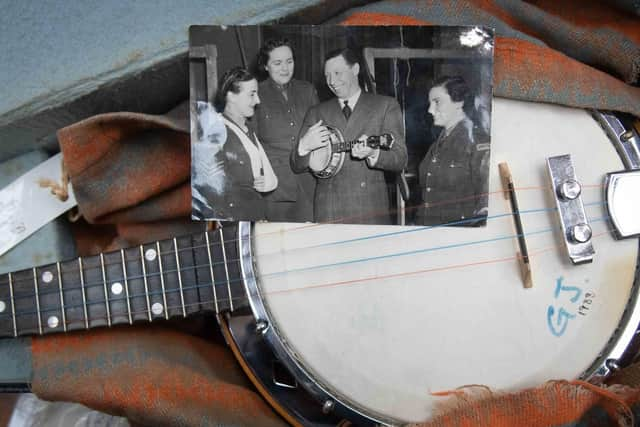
{"left": 190, "top": 25, "right": 493, "bottom": 226}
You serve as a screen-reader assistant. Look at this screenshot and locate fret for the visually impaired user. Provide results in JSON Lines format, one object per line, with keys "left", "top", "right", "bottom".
{"left": 139, "top": 246, "right": 152, "bottom": 322}
{"left": 8, "top": 273, "right": 17, "bottom": 337}
{"left": 82, "top": 253, "right": 109, "bottom": 329}
{"left": 32, "top": 268, "right": 43, "bottom": 335}
{"left": 56, "top": 262, "right": 67, "bottom": 332}
{"left": 218, "top": 227, "right": 234, "bottom": 312}
{"left": 0, "top": 273, "right": 16, "bottom": 337}
{"left": 102, "top": 251, "right": 130, "bottom": 325}
{"left": 141, "top": 243, "right": 164, "bottom": 319}
{"left": 208, "top": 229, "right": 231, "bottom": 312}
{"left": 156, "top": 242, "right": 169, "bottom": 320}
{"left": 120, "top": 249, "right": 133, "bottom": 324}
{"left": 58, "top": 259, "right": 88, "bottom": 332}
{"left": 8, "top": 268, "right": 42, "bottom": 336}
{"left": 100, "top": 253, "right": 112, "bottom": 327}
{"left": 35, "top": 265, "right": 65, "bottom": 334}
{"left": 173, "top": 238, "right": 187, "bottom": 317}
{"left": 176, "top": 235, "right": 202, "bottom": 316}
{"left": 205, "top": 232, "right": 219, "bottom": 313}
{"left": 221, "top": 224, "right": 247, "bottom": 311}
{"left": 158, "top": 239, "right": 183, "bottom": 317}
{"left": 78, "top": 258, "right": 89, "bottom": 329}
{"left": 199, "top": 231, "right": 218, "bottom": 313}
{"left": 121, "top": 246, "right": 149, "bottom": 323}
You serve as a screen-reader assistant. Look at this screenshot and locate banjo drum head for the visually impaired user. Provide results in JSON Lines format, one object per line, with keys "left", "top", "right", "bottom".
{"left": 250, "top": 98, "right": 639, "bottom": 424}
{"left": 308, "top": 143, "right": 331, "bottom": 173}
{"left": 308, "top": 126, "right": 346, "bottom": 178}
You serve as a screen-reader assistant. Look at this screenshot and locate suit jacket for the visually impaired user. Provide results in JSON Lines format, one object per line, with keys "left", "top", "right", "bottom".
{"left": 256, "top": 79, "right": 318, "bottom": 203}
{"left": 291, "top": 92, "right": 407, "bottom": 224}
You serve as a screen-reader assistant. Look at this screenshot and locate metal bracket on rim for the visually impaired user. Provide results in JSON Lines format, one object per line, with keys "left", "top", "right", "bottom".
{"left": 605, "top": 170, "right": 640, "bottom": 239}
{"left": 591, "top": 111, "right": 640, "bottom": 170}
{"left": 594, "top": 113, "right": 640, "bottom": 240}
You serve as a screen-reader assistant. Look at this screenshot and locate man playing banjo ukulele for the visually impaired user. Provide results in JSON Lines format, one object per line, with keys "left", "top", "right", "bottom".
{"left": 291, "top": 47, "right": 407, "bottom": 224}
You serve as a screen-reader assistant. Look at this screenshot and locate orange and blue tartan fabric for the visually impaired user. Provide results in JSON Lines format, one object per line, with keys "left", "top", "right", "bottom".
{"left": 33, "top": 1, "right": 640, "bottom": 426}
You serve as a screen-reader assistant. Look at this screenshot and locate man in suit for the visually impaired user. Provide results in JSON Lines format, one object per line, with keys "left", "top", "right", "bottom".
{"left": 290, "top": 48, "right": 407, "bottom": 224}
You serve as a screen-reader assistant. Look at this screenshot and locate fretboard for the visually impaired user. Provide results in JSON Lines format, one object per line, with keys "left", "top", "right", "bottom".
{"left": 332, "top": 139, "right": 367, "bottom": 153}
{"left": 0, "top": 223, "right": 248, "bottom": 338}
{"left": 332, "top": 134, "right": 390, "bottom": 153}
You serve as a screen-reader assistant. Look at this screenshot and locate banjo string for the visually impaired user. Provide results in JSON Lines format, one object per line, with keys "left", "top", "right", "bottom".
{"left": 1, "top": 210, "right": 612, "bottom": 319}
{"left": 1, "top": 192, "right": 606, "bottom": 292}
{"left": 3, "top": 228, "right": 612, "bottom": 329}
{"left": 2, "top": 182, "right": 593, "bottom": 291}
{"left": 248, "top": 182, "right": 606, "bottom": 237}
{"left": 2, "top": 191, "right": 607, "bottom": 291}
{"left": 253, "top": 199, "right": 605, "bottom": 255}
{"left": 265, "top": 228, "right": 610, "bottom": 297}
{"left": 259, "top": 214, "right": 608, "bottom": 279}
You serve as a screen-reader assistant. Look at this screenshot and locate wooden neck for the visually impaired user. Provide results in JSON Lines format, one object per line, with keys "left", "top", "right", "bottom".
{"left": 0, "top": 223, "right": 248, "bottom": 338}
{"left": 331, "top": 134, "right": 391, "bottom": 153}
{"left": 332, "top": 138, "right": 367, "bottom": 153}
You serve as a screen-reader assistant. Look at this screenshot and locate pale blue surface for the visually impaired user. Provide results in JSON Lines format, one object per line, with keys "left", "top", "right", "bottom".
{"left": 0, "top": 0, "right": 324, "bottom": 119}
{"left": 0, "top": 337, "right": 31, "bottom": 385}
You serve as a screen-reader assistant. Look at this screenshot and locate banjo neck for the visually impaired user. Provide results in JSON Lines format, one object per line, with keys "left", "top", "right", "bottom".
{"left": 0, "top": 223, "right": 247, "bottom": 338}
{"left": 331, "top": 134, "right": 391, "bottom": 153}
{"left": 331, "top": 139, "right": 368, "bottom": 153}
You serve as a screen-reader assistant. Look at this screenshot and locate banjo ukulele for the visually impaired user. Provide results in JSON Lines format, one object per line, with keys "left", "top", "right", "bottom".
{"left": 308, "top": 125, "right": 394, "bottom": 178}
{"left": 0, "top": 98, "right": 639, "bottom": 426}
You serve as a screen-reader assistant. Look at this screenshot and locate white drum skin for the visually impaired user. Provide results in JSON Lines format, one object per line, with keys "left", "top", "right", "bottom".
{"left": 308, "top": 144, "right": 330, "bottom": 171}
{"left": 308, "top": 126, "right": 347, "bottom": 178}
{"left": 251, "top": 98, "right": 639, "bottom": 423}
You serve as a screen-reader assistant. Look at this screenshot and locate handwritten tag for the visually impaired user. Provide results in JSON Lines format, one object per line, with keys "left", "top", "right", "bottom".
{"left": 0, "top": 153, "right": 77, "bottom": 257}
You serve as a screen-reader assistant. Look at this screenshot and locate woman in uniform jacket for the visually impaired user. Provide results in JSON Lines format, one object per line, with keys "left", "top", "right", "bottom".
{"left": 195, "top": 67, "right": 277, "bottom": 221}
{"left": 255, "top": 38, "right": 319, "bottom": 222}
{"left": 417, "top": 76, "right": 490, "bottom": 226}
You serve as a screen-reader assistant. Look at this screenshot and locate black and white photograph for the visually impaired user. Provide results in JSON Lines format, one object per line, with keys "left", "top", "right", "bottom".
{"left": 190, "top": 25, "right": 494, "bottom": 226}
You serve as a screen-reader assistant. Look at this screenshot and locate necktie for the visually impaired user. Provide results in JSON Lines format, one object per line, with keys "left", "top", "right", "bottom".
{"left": 342, "top": 100, "right": 351, "bottom": 120}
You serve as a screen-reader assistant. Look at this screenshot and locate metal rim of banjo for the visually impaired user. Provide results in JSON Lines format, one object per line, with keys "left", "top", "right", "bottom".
{"left": 236, "top": 108, "right": 640, "bottom": 426}
{"left": 581, "top": 110, "right": 640, "bottom": 380}
{"left": 238, "top": 221, "right": 388, "bottom": 425}
{"left": 311, "top": 126, "right": 347, "bottom": 179}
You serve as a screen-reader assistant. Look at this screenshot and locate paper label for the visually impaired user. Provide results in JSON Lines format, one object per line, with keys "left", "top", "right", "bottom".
{"left": 0, "top": 153, "right": 77, "bottom": 257}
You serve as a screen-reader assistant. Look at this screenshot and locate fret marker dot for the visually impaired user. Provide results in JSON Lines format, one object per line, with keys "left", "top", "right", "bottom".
{"left": 0, "top": 301, "right": 5, "bottom": 313}
{"left": 42, "top": 271, "right": 53, "bottom": 283}
{"left": 111, "top": 282, "right": 123, "bottom": 295}
{"left": 151, "top": 303, "right": 164, "bottom": 316}
{"left": 47, "top": 316, "right": 59, "bottom": 329}
{"left": 145, "top": 248, "right": 157, "bottom": 261}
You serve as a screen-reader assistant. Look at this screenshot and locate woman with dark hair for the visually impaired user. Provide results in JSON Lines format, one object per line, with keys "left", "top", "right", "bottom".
{"left": 416, "top": 75, "right": 490, "bottom": 226}
{"left": 200, "top": 66, "right": 277, "bottom": 221}
{"left": 255, "top": 38, "right": 319, "bottom": 222}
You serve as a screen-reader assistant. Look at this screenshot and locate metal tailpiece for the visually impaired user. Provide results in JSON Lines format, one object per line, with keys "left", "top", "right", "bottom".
{"left": 547, "top": 154, "right": 595, "bottom": 264}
